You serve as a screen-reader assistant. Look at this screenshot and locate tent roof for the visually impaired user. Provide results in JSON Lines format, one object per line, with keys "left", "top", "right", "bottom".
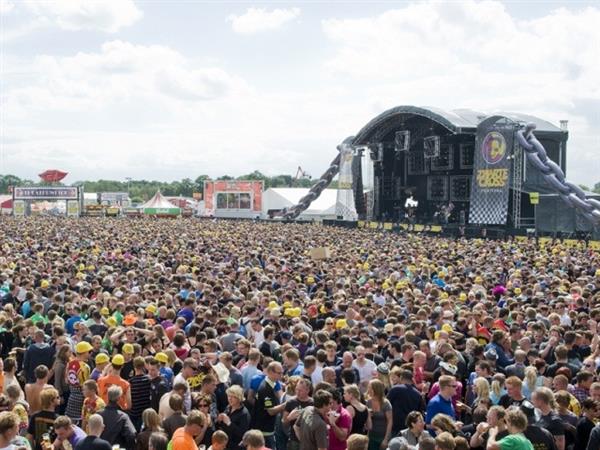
{"left": 140, "top": 191, "right": 179, "bottom": 209}
{"left": 265, "top": 188, "right": 337, "bottom": 214}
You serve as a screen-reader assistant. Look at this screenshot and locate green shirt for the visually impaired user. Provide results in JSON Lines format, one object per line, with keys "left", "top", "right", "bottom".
{"left": 498, "top": 433, "right": 534, "bottom": 450}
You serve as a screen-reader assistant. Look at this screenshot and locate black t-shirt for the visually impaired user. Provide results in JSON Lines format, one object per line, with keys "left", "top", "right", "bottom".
{"left": 74, "top": 436, "right": 112, "bottom": 450}
{"left": 524, "top": 425, "right": 558, "bottom": 450}
{"left": 27, "top": 410, "right": 58, "bottom": 450}
{"left": 499, "top": 394, "right": 529, "bottom": 409}
{"left": 252, "top": 379, "right": 279, "bottom": 433}
{"left": 285, "top": 397, "right": 314, "bottom": 441}
{"left": 536, "top": 412, "right": 565, "bottom": 439}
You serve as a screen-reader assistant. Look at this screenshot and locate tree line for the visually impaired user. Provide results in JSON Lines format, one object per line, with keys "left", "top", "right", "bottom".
{"left": 0, "top": 172, "right": 317, "bottom": 203}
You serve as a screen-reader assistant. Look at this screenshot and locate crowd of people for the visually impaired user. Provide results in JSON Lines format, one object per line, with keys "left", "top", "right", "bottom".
{"left": 0, "top": 217, "right": 599, "bottom": 450}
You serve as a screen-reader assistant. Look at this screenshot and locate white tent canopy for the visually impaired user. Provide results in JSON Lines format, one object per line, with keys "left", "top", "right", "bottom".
{"left": 140, "top": 191, "right": 178, "bottom": 209}
{"left": 262, "top": 188, "right": 337, "bottom": 219}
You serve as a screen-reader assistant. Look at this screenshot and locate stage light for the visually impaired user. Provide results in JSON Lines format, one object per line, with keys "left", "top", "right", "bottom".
{"left": 424, "top": 136, "right": 440, "bottom": 158}
{"left": 369, "top": 143, "right": 383, "bottom": 162}
{"left": 395, "top": 131, "right": 410, "bottom": 152}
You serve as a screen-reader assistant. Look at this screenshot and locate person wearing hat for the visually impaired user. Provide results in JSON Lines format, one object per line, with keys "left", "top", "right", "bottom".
{"left": 120, "top": 343, "right": 136, "bottom": 381}
{"left": 64, "top": 341, "right": 92, "bottom": 425}
{"left": 91, "top": 353, "right": 109, "bottom": 382}
{"left": 97, "top": 354, "right": 131, "bottom": 412}
{"left": 154, "top": 352, "right": 174, "bottom": 388}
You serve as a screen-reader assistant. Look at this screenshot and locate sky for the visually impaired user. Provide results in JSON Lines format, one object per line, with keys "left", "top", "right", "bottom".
{"left": 1, "top": 0, "right": 599, "bottom": 185}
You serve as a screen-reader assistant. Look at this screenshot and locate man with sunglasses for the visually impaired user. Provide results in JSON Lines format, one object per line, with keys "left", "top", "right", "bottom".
{"left": 251, "top": 362, "right": 286, "bottom": 450}
{"left": 425, "top": 375, "right": 456, "bottom": 426}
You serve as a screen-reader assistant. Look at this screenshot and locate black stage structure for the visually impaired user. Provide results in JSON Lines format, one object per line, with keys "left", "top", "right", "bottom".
{"left": 346, "top": 106, "right": 598, "bottom": 236}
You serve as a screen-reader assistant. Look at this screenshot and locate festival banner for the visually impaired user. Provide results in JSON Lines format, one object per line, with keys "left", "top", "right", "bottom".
{"left": 67, "top": 200, "right": 80, "bottom": 217}
{"left": 469, "top": 117, "right": 514, "bottom": 225}
{"left": 13, "top": 200, "right": 25, "bottom": 216}
{"left": 13, "top": 186, "right": 79, "bottom": 200}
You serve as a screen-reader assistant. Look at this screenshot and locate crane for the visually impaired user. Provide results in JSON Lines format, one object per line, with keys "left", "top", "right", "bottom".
{"left": 290, "top": 166, "right": 311, "bottom": 187}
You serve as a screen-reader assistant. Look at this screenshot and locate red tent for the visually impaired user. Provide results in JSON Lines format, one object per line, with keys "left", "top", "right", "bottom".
{"left": 38, "top": 170, "right": 68, "bottom": 183}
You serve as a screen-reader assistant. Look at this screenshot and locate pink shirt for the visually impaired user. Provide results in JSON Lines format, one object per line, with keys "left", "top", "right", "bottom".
{"left": 328, "top": 405, "right": 352, "bottom": 450}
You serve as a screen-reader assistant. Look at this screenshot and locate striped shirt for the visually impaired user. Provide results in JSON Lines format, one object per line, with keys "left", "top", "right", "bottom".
{"left": 129, "top": 373, "right": 151, "bottom": 417}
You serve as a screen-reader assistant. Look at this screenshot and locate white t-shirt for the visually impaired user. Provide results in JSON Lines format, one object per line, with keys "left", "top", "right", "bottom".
{"left": 353, "top": 358, "right": 377, "bottom": 384}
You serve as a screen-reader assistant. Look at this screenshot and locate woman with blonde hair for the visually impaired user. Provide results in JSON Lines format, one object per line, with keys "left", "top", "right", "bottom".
{"left": 471, "top": 377, "right": 490, "bottom": 409}
{"left": 136, "top": 408, "right": 163, "bottom": 450}
{"left": 365, "top": 379, "right": 392, "bottom": 450}
{"left": 490, "top": 373, "right": 506, "bottom": 405}
{"left": 217, "top": 385, "right": 250, "bottom": 450}
{"left": 522, "top": 366, "right": 540, "bottom": 400}
{"left": 344, "top": 384, "right": 369, "bottom": 435}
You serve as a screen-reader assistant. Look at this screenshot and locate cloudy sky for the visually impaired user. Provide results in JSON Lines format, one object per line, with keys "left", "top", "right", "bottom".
{"left": 1, "top": 0, "right": 599, "bottom": 185}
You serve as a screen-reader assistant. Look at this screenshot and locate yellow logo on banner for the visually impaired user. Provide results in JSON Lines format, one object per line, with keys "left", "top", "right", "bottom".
{"left": 589, "top": 241, "right": 600, "bottom": 250}
{"left": 477, "top": 169, "right": 509, "bottom": 188}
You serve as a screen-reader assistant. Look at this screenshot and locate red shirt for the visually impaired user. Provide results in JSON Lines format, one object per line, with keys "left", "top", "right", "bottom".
{"left": 328, "top": 405, "right": 352, "bottom": 450}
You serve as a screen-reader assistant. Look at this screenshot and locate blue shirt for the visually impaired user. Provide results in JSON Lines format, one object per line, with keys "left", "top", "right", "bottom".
{"left": 176, "top": 308, "right": 194, "bottom": 326}
{"left": 250, "top": 373, "right": 282, "bottom": 392}
{"left": 425, "top": 393, "right": 455, "bottom": 424}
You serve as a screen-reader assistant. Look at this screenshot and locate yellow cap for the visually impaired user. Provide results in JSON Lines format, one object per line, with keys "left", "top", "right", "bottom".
{"left": 100, "top": 307, "right": 110, "bottom": 316}
{"left": 459, "top": 293, "right": 467, "bottom": 301}
{"left": 268, "top": 301, "right": 278, "bottom": 310}
{"left": 441, "top": 292, "right": 449, "bottom": 299}
{"left": 514, "top": 288, "right": 522, "bottom": 295}
{"left": 306, "top": 276, "right": 315, "bottom": 285}
{"left": 155, "top": 352, "right": 169, "bottom": 364}
{"left": 106, "top": 317, "right": 117, "bottom": 327}
{"left": 122, "top": 343, "right": 134, "bottom": 354}
{"left": 95, "top": 353, "right": 109, "bottom": 364}
{"left": 40, "top": 280, "right": 50, "bottom": 289}
{"left": 75, "top": 341, "right": 93, "bottom": 354}
{"left": 112, "top": 354, "right": 125, "bottom": 366}
{"left": 336, "top": 319, "right": 348, "bottom": 329}
{"left": 145, "top": 304, "right": 157, "bottom": 314}
{"left": 78, "top": 263, "right": 85, "bottom": 271}
{"left": 282, "top": 301, "right": 292, "bottom": 309}
{"left": 442, "top": 323, "right": 453, "bottom": 333}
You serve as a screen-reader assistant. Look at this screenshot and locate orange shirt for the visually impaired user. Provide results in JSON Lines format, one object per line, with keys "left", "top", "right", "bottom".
{"left": 97, "top": 374, "right": 130, "bottom": 411}
{"left": 171, "top": 427, "right": 198, "bottom": 450}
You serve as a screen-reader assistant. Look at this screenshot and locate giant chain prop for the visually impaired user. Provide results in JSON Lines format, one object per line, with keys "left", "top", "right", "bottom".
{"left": 282, "top": 152, "right": 341, "bottom": 220}
{"left": 516, "top": 123, "right": 600, "bottom": 224}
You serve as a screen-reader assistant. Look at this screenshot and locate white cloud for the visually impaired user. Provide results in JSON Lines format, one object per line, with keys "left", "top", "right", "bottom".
{"left": 24, "top": 0, "right": 142, "bottom": 33}
{"left": 0, "top": 0, "right": 14, "bottom": 15}
{"left": 3, "top": 40, "right": 246, "bottom": 116}
{"left": 227, "top": 7, "right": 300, "bottom": 34}
{"left": 321, "top": 0, "right": 600, "bottom": 185}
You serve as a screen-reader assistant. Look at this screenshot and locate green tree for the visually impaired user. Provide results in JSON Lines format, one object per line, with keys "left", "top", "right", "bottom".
{"left": 194, "top": 175, "right": 211, "bottom": 194}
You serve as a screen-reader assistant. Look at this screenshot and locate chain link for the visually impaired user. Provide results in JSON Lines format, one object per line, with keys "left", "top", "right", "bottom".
{"left": 516, "top": 123, "right": 600, "bottom": 224}
{"left": 282, "top": 152, "right": 341, "bottom": 220}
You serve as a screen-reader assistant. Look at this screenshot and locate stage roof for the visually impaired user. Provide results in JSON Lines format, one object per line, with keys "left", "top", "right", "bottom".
{"left": 352, "top": 105, "right": 565, "bottom": 145}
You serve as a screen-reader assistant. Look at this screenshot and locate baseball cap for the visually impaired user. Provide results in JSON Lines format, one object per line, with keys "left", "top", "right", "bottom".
{"left": 112, "top": 354, "right": 125, "bottom": 366}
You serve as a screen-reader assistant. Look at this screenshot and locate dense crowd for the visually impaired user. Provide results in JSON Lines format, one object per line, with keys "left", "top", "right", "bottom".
{"left": 0, "top": 217, "right": 599, "bottom": 450}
